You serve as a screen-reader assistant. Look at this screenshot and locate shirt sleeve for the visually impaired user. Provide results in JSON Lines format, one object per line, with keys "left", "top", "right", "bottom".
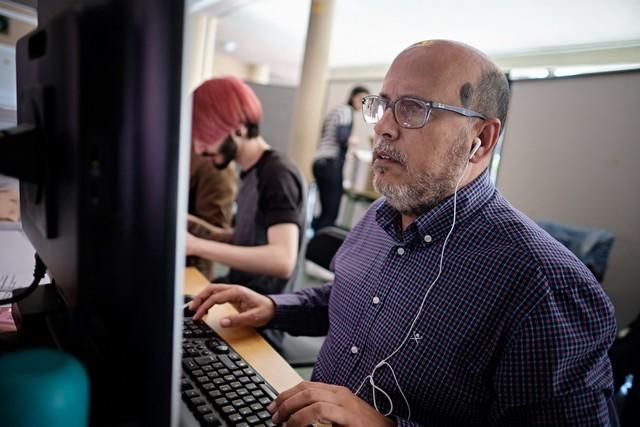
{"left": 489, "top": 277, "right": 617, "bottom": 425}
{"left": 257, "top": 161, "right": 303, "bottom": 229}
{"left": 266, "top": 283, "right": 332, "bottom": 336}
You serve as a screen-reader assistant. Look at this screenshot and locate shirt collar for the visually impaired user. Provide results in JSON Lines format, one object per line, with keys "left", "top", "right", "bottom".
{"left": 375, "top": 169, "right": 495, "bottom": 244}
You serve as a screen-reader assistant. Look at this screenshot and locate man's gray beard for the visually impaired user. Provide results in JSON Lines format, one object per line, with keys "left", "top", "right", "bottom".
{"left": 373, "top": 139, "right": 468, "bottom": 216}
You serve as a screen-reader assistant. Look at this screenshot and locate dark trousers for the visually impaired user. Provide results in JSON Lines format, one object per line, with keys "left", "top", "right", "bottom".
{"left": 312, "top": 158, "right": 343, "bottom": 231}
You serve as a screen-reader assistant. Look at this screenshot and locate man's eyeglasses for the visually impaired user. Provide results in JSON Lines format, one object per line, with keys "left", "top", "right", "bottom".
{"left": 362, "top": 94, "right": 486, "bottom": 129}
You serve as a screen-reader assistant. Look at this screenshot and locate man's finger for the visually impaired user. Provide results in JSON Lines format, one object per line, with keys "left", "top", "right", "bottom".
{"left": 193, "top": 285, "right": 242, "bottom": 320}
{"left": 190, "top": 284, "right": 235, "bottom": 309}
{"left": 283, "top": 402, "right": 346, "bottom": 427}
{"left": 222, "top": 308, "right": 267, "bottom": 328}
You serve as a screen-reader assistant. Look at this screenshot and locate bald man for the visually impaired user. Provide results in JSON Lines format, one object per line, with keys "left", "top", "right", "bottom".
{"left": 190, "top": 41, "right": 616, "bottom": 426}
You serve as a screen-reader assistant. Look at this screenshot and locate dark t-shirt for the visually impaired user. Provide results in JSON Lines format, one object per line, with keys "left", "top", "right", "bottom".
{"left": 218, "top": 149, "right": 305, "bottom": 294}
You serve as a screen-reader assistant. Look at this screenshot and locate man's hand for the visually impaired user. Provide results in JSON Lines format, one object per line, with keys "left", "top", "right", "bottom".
{"left": 189, "top": 283, "right": 276, "bottom": 327}
{"left": 267, "top": 381, "right": 396, "bottom": 427}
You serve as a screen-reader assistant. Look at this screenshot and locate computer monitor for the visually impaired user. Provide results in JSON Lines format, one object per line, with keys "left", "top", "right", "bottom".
{"left": 3, "top": 0, "right": 186, "bottom": 425}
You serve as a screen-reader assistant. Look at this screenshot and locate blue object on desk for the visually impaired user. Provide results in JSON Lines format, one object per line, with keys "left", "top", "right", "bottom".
{"left": 0, "top": 348, "right": 89, "bottom": 426}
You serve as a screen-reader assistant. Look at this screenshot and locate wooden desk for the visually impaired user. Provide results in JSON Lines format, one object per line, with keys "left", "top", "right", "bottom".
{"left": 183, "top": 267, "right": 302, "bottom": 393}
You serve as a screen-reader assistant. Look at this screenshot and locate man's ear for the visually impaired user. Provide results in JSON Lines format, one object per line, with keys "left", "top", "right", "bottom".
{"left": 471, "top": 118, "right": 501, "bottom": 162}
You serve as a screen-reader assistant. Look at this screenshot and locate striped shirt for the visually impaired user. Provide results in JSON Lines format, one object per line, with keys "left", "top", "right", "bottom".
{"left": 313, "top": 104, "right": 354, "bottom": 161}
{"left": 270, "top": 171, "right": 616, "bottom": 426}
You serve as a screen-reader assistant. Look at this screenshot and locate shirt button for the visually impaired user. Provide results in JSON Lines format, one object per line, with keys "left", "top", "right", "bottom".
{"left": 396, "top": 247, "right": 405, "bottom": 255}
{"left": 372, "top": 296, "right": 380, "bottom": 305}
{"left": 350, "top": 346, "right": 358, "bottom": 354}
{"left": 424, "top": 234, "right": 433, "bottom": 243}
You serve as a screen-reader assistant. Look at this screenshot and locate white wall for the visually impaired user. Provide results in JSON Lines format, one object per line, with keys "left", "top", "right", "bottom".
{"left": 497, "top": 71, "right": 640, "bottom": 327}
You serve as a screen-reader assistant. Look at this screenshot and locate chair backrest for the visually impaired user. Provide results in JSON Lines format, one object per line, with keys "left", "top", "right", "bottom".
{"left": 537, "top": 219, "right": 615, "bottom": 282}
{"left": 305, "top": 226, "right": 349, "bottom": 271}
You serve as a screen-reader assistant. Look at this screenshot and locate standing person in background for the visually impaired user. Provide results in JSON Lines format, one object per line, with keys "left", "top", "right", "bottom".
{"left": 311, "top": 85, "right": 369, "bottom": 231}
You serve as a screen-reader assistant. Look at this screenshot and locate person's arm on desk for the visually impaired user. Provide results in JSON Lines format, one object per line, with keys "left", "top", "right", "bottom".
{"left": 190, "top": 281, "right": 332, "bottom": 336}
{"left": 186, "top": 222, "right": 299, "bottom": 279}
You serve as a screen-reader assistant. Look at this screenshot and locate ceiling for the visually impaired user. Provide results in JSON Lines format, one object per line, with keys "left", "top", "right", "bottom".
{"left": 202, "top": 0, "right": 640, "bottom": 84}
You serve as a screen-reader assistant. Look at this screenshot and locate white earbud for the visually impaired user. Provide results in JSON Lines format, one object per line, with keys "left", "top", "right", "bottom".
{"left": 469, "top": 138, "right": 481, "bottom": 160}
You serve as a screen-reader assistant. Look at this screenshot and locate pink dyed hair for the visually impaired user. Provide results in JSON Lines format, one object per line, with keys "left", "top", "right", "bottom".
{"left": 192, "top": 76, "right": 262, "bottom": 147}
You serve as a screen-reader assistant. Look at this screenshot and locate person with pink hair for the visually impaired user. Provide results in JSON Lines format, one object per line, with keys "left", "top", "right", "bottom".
{"left": 187, "top": 76, "right": 305, "bottom": 295}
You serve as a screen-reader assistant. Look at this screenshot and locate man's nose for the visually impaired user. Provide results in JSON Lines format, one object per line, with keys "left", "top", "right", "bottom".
{"left": 374, "top": 106, "right": 398, "bottom": 140}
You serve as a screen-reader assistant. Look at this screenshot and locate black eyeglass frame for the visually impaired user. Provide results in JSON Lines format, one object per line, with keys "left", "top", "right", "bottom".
{"left": 362, "top": 94, "right": 487, "bottom": 129}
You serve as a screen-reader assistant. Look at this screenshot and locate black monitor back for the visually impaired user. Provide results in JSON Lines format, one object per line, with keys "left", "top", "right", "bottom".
{"left": 15, "top": 0, "right": 184, "bottom": 425}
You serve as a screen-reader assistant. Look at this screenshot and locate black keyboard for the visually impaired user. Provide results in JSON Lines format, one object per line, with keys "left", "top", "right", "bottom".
{"left": 181, "top": 316, "right": 278, "bottom": 426}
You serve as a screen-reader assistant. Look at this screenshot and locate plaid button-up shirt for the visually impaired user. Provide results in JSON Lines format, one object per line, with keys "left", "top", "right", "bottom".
{"left": 270, "top": 171, "right": 616, "bottom": 426}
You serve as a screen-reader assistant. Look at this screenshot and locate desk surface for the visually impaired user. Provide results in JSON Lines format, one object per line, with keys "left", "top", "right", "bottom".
{"left": 183, "top": 268, "right": 302, "bottom": 393}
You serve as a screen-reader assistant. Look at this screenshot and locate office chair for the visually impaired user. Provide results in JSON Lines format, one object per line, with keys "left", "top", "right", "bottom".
{"left": 273, "top": 226, "right": 348, "bottom": 368}
{"left": 536, "top": 219, "right": 615, "bottom": 282}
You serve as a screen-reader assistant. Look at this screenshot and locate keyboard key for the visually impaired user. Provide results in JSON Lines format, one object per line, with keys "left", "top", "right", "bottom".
{"left": 228, "top": 413, "right": 243, "bottom": 423}
{"left": 195, "top": 355, "right": 216, "bottom": 366}
{"left": 196, "top": 403, "right": 211, "bottom": 414}
{"left": 213, "top": 345, "right": 229, "bottom": 354}
{"left": 246, "top": 415, "right": 260, "bottom": 424}
{"left": 208, "top": 390, "right": 222, "bottom": 399}
{"left": 183, "top": 358, "right": 198, "bottom": 371}
{"left": 214, "top": 397, "right": 229, "bottom": 406}
{"left": 221, "top": 405, "right": 235, "bottom": 414}
{"left": 183, "top": 389, "right": 199, "bottom": 399}
{"left": 190, "top": 396, "right": 205, "bottom": 407}
{"left": 257, "top": 410, "right": 271, "bottom": 420}
{"left": 258, "top": 397, "right": 271, "bottom": 405}
{"left": 259, "top": 384, "right": 277, "bottom": 400}
{"left": 249, "top": 403, "right": 262, "bottom": 411}
{"left": 202, "top": 413, "right": 222, "bottom": 426}
{"left": 219, "top": 355, "right": 239, "bottom": 370}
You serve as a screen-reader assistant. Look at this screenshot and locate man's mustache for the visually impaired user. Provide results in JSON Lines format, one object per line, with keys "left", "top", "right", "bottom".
{"left": 373, "top": 139, "right": 407, "bottom": 166}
